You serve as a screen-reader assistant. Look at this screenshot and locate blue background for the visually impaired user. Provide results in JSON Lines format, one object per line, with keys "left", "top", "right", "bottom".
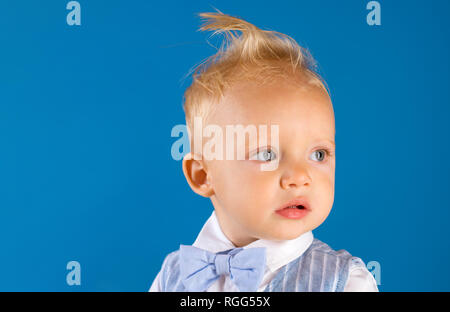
{"left": 1, "top": 0, "right": 449, "bottom": 291}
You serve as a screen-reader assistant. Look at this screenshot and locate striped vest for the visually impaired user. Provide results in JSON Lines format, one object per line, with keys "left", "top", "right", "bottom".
{"left": 158, "top": 238, "right": 366, "bottom": 292}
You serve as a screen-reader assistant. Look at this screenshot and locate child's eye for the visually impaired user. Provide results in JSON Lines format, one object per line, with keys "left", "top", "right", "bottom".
{"left": 310, "top": 149, "right": 330, "bottom": 162}
{"left": 250, "top": 148, "right": 277, "bottom": 162}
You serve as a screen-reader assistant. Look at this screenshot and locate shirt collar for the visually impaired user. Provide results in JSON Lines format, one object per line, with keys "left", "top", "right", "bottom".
{"left": 192, "top": 210, "right": 314, "bottom": 273}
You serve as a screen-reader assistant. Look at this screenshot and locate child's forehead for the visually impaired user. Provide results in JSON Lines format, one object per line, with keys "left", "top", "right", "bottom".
{"left": 210, "top": 81, "right": 334, "bottom": 126}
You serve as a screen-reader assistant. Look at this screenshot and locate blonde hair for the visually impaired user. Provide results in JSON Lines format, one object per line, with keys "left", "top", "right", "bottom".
{"left": 183, "top": 10, "right": 328, "bottom": 134}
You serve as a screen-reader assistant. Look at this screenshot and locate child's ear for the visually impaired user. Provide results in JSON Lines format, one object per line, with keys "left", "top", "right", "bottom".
{"left": 182, "top": 153, "right": 214, "bottom": 198}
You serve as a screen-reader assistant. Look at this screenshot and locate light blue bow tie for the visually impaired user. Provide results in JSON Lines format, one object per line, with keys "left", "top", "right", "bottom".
{"left": 179, "top": 244, "right": 266, "bottom": 292}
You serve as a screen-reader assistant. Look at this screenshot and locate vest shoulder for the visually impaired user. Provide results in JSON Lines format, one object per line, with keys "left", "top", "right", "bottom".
{"left": 265, "top": 238, "right": 366, "bottom": 292}
{"left": 309, "top": 238, "right": 353, "bottom": 257}
{"left": 309, "top": 238, "right": 367, "bottom": 269}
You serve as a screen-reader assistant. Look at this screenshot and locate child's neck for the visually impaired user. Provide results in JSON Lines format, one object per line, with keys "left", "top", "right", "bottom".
{"left": 214, "top": 209, "right": 258, "bottom": 248}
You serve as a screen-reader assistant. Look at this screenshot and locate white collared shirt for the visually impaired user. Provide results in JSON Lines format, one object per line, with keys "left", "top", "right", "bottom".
{"left": 150, "top": 211, "right": 378, "bottom": 292}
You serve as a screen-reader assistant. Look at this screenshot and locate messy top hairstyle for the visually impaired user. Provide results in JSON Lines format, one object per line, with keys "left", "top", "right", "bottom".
{"left": 183, "top": 10, "right": 328, "bottom": 135}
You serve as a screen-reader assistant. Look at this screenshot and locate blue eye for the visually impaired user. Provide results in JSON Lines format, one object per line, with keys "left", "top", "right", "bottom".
{"left": 251, "top": 149, "right": 277, "bottom": 162}
{"left": 310, "top": 149, "right": 328, "bottom": 162}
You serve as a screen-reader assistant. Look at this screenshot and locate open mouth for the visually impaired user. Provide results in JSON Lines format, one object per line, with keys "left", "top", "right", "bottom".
{"left": 285, "top": 205, "right": 306, "bottom": 210}
{"left": 275, "top": 197, "right": 310, "bottom": 219}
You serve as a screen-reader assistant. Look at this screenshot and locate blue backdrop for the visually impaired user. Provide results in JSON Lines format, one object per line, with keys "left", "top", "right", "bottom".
{"left": 1, "top": 0, "right": 449, "bottom": 291}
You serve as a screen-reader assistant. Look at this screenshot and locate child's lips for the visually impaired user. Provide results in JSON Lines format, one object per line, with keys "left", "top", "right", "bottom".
{"left": 275, "top": 196, "right": 311, "bottom": 219}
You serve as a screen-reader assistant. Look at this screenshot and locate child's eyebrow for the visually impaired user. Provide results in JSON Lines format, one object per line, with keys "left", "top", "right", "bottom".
{"left": 322, "top": 140, "right": 336, "bottom": 147}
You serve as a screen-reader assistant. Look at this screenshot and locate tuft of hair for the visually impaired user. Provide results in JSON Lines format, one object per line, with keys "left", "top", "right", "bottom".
{"left": 183, "top": 9, "right": 329, "bottom": 134}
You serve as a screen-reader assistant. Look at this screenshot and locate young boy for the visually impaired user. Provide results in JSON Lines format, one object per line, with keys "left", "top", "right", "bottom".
{"left": 150, "top": 11, "right": 378, "bottom": 292}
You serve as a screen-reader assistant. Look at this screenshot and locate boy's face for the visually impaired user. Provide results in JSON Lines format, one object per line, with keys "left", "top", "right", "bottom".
{"left": 200, "top": 79, "right": 335, "bottom": 247}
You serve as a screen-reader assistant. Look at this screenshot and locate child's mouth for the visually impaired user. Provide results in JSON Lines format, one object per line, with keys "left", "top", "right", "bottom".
{"left": 286, "top": 205, "right": 305, "bottom": 209}
{"left": 275, "top": 197, "right": 310, "bottom": 220}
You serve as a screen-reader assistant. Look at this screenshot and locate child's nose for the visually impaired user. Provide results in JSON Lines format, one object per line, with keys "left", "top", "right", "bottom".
{"left": 280, "top": 164, "right": 312, "bottom": 189}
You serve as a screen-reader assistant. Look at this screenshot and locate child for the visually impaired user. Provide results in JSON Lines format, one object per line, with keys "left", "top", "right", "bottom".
{"left": 150, "top": 10, "right": 378, "bottom": 292}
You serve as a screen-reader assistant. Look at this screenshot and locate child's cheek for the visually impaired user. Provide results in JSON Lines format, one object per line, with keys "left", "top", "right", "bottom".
{"left": 308, "top": 162, "right": 335, "bottom": 209}
{"left": 313, "top": 157, "right": 335, "bottom": 180}
{"left": 225, "top": 162, "right": 272, "bottom": 200}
